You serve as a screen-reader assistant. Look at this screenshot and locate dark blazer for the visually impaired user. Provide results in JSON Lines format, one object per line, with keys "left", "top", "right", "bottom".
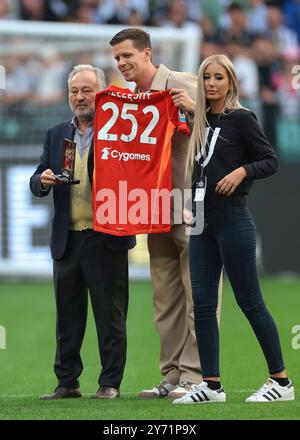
{"left": 30, "top": 120, "right": 136, "bottom": 260}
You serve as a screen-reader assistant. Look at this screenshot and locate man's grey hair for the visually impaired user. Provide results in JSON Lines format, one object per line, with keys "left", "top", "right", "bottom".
{"left": 68, "top": 64, "right": 106, "bottom": 89}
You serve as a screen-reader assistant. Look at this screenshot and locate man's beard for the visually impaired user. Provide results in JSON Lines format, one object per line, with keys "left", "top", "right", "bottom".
{"left": 74, "top": 107, "right": 94, "bottom": 122}
{"left": 69, "top": 100, "right": 94, "bottom": 122}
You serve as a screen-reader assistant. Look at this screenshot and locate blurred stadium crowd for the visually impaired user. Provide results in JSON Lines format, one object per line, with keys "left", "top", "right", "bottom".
{"left": 0, "top": 0, "right": 300, "bottom": 158}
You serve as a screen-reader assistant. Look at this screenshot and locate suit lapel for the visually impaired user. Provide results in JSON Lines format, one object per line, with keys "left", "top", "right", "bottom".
{"left": 65, "top": 121, "right": 93, "bottom": 188}
{"left": 150, "top": 64, "right": 171, "bottom": 91}
{"left": 133, "top": 64, "right": 171, "bottom": 93}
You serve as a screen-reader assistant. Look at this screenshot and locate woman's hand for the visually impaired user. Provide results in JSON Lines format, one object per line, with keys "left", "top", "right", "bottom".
{"left": 215, "top": 166, "right": 247, "bottom": 196}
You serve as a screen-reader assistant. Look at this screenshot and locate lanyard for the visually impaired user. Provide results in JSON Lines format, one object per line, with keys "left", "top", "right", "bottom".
{"left": 196, "top": 127, "right": 220, "bottom": 167}
{"left": 193, "top": 127, "right": 220, "bottom": 202}
{"left": 194, "top": 126, "right": 220, "bottom": 181}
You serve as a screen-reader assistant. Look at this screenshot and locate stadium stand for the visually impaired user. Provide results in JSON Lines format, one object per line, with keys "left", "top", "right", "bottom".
{"left": 0, "top": 0, "right": 299, "bottom": 278}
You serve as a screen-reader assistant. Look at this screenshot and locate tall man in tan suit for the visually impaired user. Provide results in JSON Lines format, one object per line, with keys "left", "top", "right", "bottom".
{"left": 110, "top": 28, "right": 222, "bottom": 398}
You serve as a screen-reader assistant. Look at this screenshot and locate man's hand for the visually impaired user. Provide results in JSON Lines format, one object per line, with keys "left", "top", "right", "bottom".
{"left": 169, "top": 88, "right": 195, "bottom": 114}
{"left": 215, "top": 167, "right": 247, "bottom": 196}
{"left": 40, "top": 169, "right": 61, "bottom": 189}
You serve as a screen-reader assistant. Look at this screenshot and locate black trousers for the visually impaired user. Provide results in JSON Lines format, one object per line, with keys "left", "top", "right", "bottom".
{"left": 53, "top": 230, "right": 129, "bottom": 389}
{"left": 189, "top": 207, "right": 285, "bottom": 377}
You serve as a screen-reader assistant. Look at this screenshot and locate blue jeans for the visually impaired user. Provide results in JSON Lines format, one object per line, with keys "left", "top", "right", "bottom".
{"left": 189, "top": 206, "right": 285, "bottom": 377}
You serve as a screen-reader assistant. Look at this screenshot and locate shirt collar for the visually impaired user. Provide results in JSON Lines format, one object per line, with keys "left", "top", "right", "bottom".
{"left": 71, "top": 116, "right": 93, "bottom": 133}
{"left": 150, "top": 64, "right": 171, "bottom": 91}
{"left": 134, "top": 64, "right": 171, "bottom": 93}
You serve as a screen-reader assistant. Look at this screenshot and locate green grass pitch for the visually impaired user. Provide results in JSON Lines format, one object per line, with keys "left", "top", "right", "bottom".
{"left": 0, "top": 278, "right": 299, "bottom": 420}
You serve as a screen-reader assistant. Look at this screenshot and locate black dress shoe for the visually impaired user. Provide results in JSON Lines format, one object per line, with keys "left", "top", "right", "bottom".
{"left": 92, "top": 386, "right": 120, "bottom": 399}
{"left": 39, "top": 386, "right": 82, "bottom": 400}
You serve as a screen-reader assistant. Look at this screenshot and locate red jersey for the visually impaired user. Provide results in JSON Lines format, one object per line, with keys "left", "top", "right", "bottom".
{"left": 93, "top": 85, "right": 190, "bottom": 236}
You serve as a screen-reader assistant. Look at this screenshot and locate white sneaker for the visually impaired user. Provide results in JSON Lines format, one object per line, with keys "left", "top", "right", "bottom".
{"left": 246, "top": 378, "right": 295, "bottom": 403}
{"left": 138, "top": 381, "right": 176, "bottom": 398}
{"left": 168, "top": 381, "right": 197, "bottom": 399}
{"left": 173, "top": 381, "right": 226, "bottom": 404}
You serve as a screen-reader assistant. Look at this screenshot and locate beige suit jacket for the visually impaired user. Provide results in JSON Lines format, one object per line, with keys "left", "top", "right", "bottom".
{"left": 150, "top": 64, "right": 197, "bottom": 220}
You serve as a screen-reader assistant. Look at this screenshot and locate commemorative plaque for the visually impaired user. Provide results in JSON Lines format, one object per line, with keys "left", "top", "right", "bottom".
{"left": 55, "top": 138, "right": 80, "bottom": 184}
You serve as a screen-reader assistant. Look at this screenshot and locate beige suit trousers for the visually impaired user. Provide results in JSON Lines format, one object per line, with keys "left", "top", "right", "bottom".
{"left": 148, "top": 224, "right": 202, "bottom": 385}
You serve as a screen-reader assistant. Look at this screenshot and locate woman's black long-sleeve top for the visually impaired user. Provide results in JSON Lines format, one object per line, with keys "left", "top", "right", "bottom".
{"left": 192, "top": 108, "right": 279, "bottom": 210}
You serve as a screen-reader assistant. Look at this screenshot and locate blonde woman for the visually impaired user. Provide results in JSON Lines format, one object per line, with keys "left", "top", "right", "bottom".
{"left": 174, "top": 54, "right": 294, "bottom": 404}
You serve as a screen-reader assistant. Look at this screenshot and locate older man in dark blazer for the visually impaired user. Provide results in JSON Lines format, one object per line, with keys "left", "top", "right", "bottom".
{"left": 30, "top": 64, "right": 135, "bottom": 400}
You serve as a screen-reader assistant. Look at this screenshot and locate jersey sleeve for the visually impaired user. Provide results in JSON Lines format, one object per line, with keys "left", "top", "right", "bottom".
{"left": 166, "top": 92, "right": 190, "bottom": 136}
{"left": 176, "top": 108, "right": 190, "bottom": 136}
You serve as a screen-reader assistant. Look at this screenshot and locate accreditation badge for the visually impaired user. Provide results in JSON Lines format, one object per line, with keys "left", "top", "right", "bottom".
{"left": 194, "top": 176, "right": 207, "bottom": 202}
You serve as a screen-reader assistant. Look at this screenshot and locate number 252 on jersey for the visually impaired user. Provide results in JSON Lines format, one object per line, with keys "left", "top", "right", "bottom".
{"left": 93, "top": 85, "right": 190, "bottom": 236}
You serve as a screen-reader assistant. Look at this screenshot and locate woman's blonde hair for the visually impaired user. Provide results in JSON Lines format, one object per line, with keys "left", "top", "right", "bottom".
{"left": 186, "top": 54, "right": 241, "bottom": 174}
